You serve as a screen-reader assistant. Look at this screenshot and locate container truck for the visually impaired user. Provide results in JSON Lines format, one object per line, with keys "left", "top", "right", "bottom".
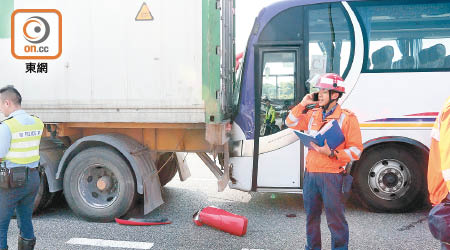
{"left": 1, "top": 0, "right": 447, "bottom": 222}
{"left": 0, "top": 0, "right": 235, "bottom": 221}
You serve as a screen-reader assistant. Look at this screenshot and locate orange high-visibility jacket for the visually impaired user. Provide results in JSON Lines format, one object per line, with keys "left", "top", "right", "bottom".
{"left": 286, "top": 103, "right": 363, "bottom": 173}
{"left": 428, "top": 97, "right": 450, "bottom": 205}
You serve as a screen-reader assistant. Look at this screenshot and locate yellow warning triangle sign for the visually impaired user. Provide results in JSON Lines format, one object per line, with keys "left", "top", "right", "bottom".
{"left": 135, "top": 2, "right": 154, "bottom": 21}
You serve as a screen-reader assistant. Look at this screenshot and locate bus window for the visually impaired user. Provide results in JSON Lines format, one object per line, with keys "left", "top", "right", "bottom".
{"left": 351, "top": 1, "right": 450, "bottom": 71}
{"left": 259, "top": 6, "right": 302, "bottom": 42}
{"left": 260, "top": 51, "right": 295, "bottom": 137}
{"left": 306, "top": 3, "right": 353, "bottom": 90}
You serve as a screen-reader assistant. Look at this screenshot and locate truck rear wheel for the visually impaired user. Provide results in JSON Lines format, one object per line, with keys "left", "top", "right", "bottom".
{"left": 63, "top": 147, "right": 136, "bottom": 222}
{"left": 353, "top": 145, "right": 426, "bottom": 212}
{"left": 157, "top": 152, "right": 178, "bottom": 186}
{"left": 34, "top": 138, "right": 65, "bottom": 213}
{"left": 33, "top": 172, "right": 55, "bottom": 213}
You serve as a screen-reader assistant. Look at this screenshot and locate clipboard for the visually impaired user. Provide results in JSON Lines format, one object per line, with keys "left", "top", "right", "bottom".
{"left": 293, "top": 131, "right": 320, "bottom": 149}
{"left": 293, "top": 120, "right": 345, "bottom": 150}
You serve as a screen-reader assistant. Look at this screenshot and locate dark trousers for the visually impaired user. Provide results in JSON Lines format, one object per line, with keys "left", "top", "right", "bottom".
{"left": 0, "top": 170, "right": 40, "bottom": 249}
{"left": 303, "top": 171, "right": 349, "bottom": 250}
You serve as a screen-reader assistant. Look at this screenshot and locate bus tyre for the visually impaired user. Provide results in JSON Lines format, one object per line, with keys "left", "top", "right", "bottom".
{"left": 63, "top": 147, "right": 136, "bottom": 222}
{"left": 353, "top": 145, "right": 426, "bottom": 212}
{"left": 157, "top": 152, "right": 178, "bottom": 186}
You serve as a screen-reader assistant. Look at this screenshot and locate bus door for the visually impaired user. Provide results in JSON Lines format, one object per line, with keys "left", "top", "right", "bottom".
{"left": 253, "top": 46, "right": 306, "bottom": 192}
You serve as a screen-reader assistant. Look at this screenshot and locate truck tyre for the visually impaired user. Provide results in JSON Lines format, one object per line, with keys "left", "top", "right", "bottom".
{"left": 353, "top": 145, "right": 426, "bottom": 212}
{"left": 33, "top": 173, "right": 54, "bottom": 213}
{"left": 157, "top": 152, "right": 178, "bottom": 186}
{"left": 33, "top": 138, "right": 65, "bottom": 213}
{"left": 63, "top": 147, "right": 136, "bottom": 222}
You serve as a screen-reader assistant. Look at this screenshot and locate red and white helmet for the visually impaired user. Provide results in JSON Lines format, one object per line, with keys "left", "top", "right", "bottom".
{"left": 315, "top": 73, "right": 345, "bottom": 93}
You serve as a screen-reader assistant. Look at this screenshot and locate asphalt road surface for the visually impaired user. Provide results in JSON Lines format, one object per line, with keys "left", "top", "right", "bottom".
{"left": 5, "top": 154, "right": 440, "bottom": 250}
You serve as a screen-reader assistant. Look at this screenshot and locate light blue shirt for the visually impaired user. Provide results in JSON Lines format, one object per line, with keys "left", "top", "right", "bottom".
{"left": 322, "top": 104, "right": 338, "bottom": 120}
{"left": 0, "top": 110, "right": 39, "bottom": 169}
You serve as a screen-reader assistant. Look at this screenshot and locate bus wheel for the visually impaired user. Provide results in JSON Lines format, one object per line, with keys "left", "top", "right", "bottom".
{"left": 157, "top": 152, "right": 178, "bottom": 186}
{"left": 353, "top": 145, "right": 426, "bottom": 212}
{"left": 63, "top": 147, "right": 136, "bottom": 222}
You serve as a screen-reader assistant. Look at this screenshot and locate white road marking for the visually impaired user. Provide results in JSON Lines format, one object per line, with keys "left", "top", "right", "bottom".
{"left": 186, "top": 177, "right": 216, "bottom": 181}
{"left": 66, "top": 238, "right": 154, "bottom": 249}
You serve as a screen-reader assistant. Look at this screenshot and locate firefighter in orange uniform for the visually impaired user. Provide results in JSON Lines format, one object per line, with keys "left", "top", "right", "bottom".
{"left": 427, "top": 96, "right": 450, "bottom": 249}
{"left": 286, "top": 73, "right": 363, "bottom": 250}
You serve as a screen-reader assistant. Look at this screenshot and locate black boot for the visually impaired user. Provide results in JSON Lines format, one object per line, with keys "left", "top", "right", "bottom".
{"left": 18, "top": 235, "right": 35, "bottom": 250}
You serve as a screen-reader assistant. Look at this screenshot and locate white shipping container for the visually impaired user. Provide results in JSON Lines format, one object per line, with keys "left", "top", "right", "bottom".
{"left": 0, "top": 0, "right": 234, "bottom": 221}
{"left": 0, "top": 0, "right": 206, "bottom": 123}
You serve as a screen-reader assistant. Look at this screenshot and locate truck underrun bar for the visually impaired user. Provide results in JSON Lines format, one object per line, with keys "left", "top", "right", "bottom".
{"left": 196, "top": 142, "right": 230, "bottom": 192}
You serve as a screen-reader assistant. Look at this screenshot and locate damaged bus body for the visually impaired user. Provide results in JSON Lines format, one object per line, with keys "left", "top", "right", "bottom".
{"left": 1, "top": 0, "right": 450, "bottom": 221}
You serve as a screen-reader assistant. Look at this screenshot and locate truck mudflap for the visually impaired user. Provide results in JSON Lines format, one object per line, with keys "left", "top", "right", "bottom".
{"left": 55, "top": 133, "right": 164, "bottom": 214}
{"left": 138, "top": 147, "right": 164, "bottom": 215}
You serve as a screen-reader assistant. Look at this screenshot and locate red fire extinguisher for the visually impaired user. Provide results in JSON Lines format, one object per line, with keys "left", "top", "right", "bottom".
{"left": 193, "top": 206, "right": 248, "bottom": 236}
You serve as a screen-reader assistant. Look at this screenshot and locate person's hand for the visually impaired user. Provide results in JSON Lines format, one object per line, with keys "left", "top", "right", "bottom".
{"left": 300, "top": 93, "right": 319, "bottom": 106}
{"left": 311, "top": 139, "right": 332, "bottom": 156}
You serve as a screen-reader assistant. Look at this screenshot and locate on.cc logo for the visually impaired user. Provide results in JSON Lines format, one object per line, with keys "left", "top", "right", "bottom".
{"left": 11, "top": 9, "right": 62, "bottom": 60}
{"left": 23, "top": 16, "right": 50, "bottom": 44}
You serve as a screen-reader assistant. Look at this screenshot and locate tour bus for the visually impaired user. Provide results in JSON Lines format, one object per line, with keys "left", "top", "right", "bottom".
{"left": 229, "top": 0, "right": 450, "bottom": 212}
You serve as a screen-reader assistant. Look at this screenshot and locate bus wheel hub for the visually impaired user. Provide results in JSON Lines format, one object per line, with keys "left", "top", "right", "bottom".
{"left": 368, "top": 159, "right": 411, "bottom": 201}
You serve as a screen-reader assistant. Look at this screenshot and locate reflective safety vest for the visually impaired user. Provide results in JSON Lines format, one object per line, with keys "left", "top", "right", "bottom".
{"left": 3, "top": 116, "right": 44, "bottom": 165}
{"left": 428, "top": 97, "right": 450, "bottom": 205}
{"left": 265, "top": 105, "right": 276, "bottom": 124}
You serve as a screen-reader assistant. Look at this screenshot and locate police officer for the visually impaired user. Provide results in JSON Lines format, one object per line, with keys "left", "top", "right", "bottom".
{"left": 263, "top": 96, "right": 276, "bottom": 125}
{"left": 0, "top": 86, "right": 43, "bottom": 250}
{"left": 262, "top": 96, "right": 280, "bottom": 135}
{"left": 286, "top": 73, "right": 363, "bottom": 250}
